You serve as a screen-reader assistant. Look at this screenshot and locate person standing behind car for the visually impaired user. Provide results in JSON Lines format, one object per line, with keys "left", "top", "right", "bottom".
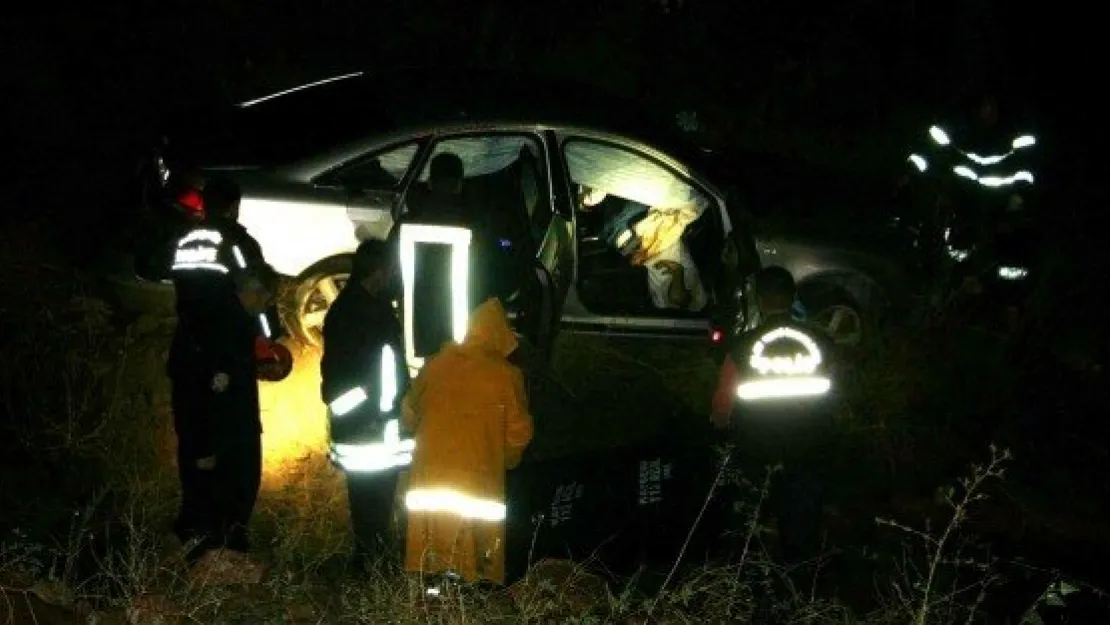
{"left": 321, "top": 238, "right": 412, "bottom": 569}
{"left": 166, "top": 237, "right": 269, "bottom": 579}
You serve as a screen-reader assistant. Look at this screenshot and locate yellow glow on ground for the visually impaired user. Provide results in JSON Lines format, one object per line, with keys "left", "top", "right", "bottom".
{"left": 257, "top": 343, "right": 332, "bottom": 488}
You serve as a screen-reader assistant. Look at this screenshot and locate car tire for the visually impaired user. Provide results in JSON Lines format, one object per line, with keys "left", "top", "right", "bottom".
{"left": 798, "top": 283, "right": 874, "bottom": 349}
{"left": 283, "top": 256, "right": 353, "bottom": 348}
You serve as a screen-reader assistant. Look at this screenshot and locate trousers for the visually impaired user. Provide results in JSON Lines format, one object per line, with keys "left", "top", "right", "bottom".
{"left": 174, "top": 432, "right": 262, "bottom": 561}
{"left": 347, "top": 470, "right": 401, "bottom": 558}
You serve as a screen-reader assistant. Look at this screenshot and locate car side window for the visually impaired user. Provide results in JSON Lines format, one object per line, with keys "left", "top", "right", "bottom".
{"left": 563, "top": 138, "right": 712, "bottom": 249}
{"left": 318, "top": 143, "right": 419, "bottom": 190}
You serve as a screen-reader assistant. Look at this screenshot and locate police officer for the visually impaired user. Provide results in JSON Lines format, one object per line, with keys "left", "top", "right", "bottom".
{"left": 321, "top": 238, "right": 412, "bottom": 567}
{"left": 710, "top": 266, "right": 839, "bottom": 566}
{"left": 167, "top": 222, "right": 270, "bottom": 571}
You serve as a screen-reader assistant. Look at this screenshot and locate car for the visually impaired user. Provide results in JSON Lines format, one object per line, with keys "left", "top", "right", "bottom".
{"left": 100, "top": 67, "right": 912, "bottom": 361}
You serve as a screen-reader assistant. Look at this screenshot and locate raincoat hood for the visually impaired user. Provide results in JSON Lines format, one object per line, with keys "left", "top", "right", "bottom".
{"left": 463, "top": 297, "right": 518, "bottom": 357}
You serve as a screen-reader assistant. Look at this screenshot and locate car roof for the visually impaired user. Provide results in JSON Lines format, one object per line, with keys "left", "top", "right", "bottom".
{"left": 238, "top": 66, "right": 708, "bottom": 166}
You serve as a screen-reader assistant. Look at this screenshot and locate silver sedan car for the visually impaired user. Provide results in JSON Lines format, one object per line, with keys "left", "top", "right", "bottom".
{"left": 101, "top": 68, "right": 915, "bottom": 352}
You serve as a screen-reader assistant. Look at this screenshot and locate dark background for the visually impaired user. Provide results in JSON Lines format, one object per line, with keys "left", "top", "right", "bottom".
{"left": 1, "top": 1, "right": 1094, "bottom": 226}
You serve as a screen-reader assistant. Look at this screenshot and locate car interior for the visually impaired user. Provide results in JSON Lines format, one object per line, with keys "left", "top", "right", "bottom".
{"left": 566, "top": 142, "right": 722, "bottom": 318}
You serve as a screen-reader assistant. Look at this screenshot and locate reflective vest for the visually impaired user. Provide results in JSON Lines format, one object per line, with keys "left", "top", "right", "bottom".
{"left": 730, "top": 322, "right": 833, "bottom": 404}
{"left": 327, "top": 343, "right": 415, "bottom": 473}
{"left": 907, "top": 124, "right": 1037, "bottom": 192}
{"left": 170, "top": 225, "right": 275, "bottom": 341}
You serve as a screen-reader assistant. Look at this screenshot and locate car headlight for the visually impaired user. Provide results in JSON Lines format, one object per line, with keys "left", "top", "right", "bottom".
{"left": 997, "top": 266, "right": 1028, "bottom": 280}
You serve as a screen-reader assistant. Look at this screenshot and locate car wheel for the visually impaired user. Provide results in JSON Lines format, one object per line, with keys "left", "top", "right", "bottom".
{"left": 799, "top": 287, "right": 869, "bottom": 348}
{"left": 285, "top": 256, "right": 352, "bottom": 348}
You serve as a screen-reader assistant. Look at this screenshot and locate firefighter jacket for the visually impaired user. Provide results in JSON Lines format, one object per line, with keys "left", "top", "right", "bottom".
{"left": 712, "top": 313, "right": 838, "bottom": 466}
{"left": 400, "top": 297, "right": 534, "bottom": 584}
{"left": 321, "top": 283, "right": 412, "bottom": 472}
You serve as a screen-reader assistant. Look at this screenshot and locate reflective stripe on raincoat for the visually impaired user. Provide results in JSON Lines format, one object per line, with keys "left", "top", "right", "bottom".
{"left": 401, "top": 297, "right": 533, "bottom": 584}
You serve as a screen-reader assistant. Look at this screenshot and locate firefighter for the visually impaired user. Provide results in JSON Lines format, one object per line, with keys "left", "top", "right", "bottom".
{"left": 710, "top": 266, "right": 839, "bottom": 566}
{"left": 904, "top": 93, "right": 1039, "bottom": 325}
{"left": 400, "top": 296, "right": 534, "bottom": 589}
{"left": 167, "top": 223, "right": 271, "bottom": 574}
{"left": 320, "top": 238, "right": 412, "bottom": 567}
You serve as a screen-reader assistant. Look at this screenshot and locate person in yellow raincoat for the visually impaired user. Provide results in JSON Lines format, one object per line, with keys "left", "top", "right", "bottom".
{"left": 400, "top": 296, "right": 534, "bottom": 585}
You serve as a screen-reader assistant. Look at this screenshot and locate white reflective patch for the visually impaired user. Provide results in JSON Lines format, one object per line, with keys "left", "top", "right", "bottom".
{"left": 329, "top": 387, "right": 368, "bottom": 416}
{"left": 964, "top": 151, "right": 1008, "bottom": 166}
{"left": 1012, "top": 135, "right": 1036, "bottom": 149}
{"left": 929, "top": 125, "right": 951, "bottom": 146}
{"left": 258, "top": 314, "right": 271, "bottom": 338}
{"left": 331, "top": 441, "right": 414, "bottom": 473}
{"left": 953, "top": 165, "right": 978, "bottom": 180}
{"left": 405, "top": 488, "right": 507, "bottom": 522}
{"left": 947, "top": 246, "right": 970, "bottom": 262}
{"left": 380, "top": 344, "right": 398, "bottom": 413}
{"left": 998, "top": 266, "right": 1028, "bottom": 280}
{"left": 736, "top": 375, "right": 831, "bottom": 401}
{"left": 908, "top": 154, "right": 928, "bottom": 172}
{"left": 174, "top": 245, "right": 220, "bottom": 265}
{"left": 178, "top": 229, "right": 223, "bottom": 246}
{"left": 399, "top": 224, "right": 474, "bottom": 373}
{"left": 749, "top": 327, "right": 823, "bottom": 376}
{"left": 171, "top": 262, "right": 229, "bottom": 274}
{"left": 978, "top": 171, "right": 1034, "bottom": 188}
{"left": 232, "top": 245, "right": 247, "bottom": 269}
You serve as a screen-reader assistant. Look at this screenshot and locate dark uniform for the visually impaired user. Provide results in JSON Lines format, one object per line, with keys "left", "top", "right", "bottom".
{"left": 204, "top": 217, "right": 282, "bottom": 342}
{"left": 905, "top": 114, "right": 1040, "bottom": 325}
{"left": 321, "top": 281, "right": 412, "bottom": 558}
{"left": 166, "top": 225, "right": 263, "bottom": 559}
{"left": 712, "top": 312, "right": 838, "bottom": 564}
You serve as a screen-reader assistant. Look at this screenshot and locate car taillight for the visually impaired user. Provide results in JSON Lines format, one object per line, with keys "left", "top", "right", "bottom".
{"left": 710, "top": 327, "right": 724, "bottom": 344}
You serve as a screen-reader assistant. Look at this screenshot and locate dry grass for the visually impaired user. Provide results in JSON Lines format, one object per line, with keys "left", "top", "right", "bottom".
{"left": 0, "top": 241, "right": 1103, "bottom": 622}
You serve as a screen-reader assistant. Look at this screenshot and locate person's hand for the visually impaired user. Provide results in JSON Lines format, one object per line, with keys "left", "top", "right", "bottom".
{"left": 196, "top": 455, "right": 217, "bottom": 470}
{"left": 653, "top": 259, "right": 684, "bottom": 276}
{"left": 211, "top": 372, "right": 230, "bottom": 393}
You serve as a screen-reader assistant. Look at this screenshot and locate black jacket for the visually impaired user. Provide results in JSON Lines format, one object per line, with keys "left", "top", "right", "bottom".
{"left": 320, "top": 284, "right": 409, "bottom": 442}
{"left": 725, "top": 313, "right": 839, "bottom": 466}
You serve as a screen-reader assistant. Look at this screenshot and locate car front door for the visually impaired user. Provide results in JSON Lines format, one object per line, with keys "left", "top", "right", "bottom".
{"left": 394, "top": 130, "right": 565, "bottom": 365}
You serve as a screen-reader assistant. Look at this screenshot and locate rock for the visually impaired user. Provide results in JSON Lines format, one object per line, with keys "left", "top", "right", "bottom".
{"left": 31, "top": 578, "right": 76, "bottom": 608}
{"left": 125, "top": 594, "right": 181, "bottom": 625}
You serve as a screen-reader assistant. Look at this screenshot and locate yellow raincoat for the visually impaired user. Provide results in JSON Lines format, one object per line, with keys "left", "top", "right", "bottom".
{"left": 400, "top": 297, "right": 534, "bottom": 584}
